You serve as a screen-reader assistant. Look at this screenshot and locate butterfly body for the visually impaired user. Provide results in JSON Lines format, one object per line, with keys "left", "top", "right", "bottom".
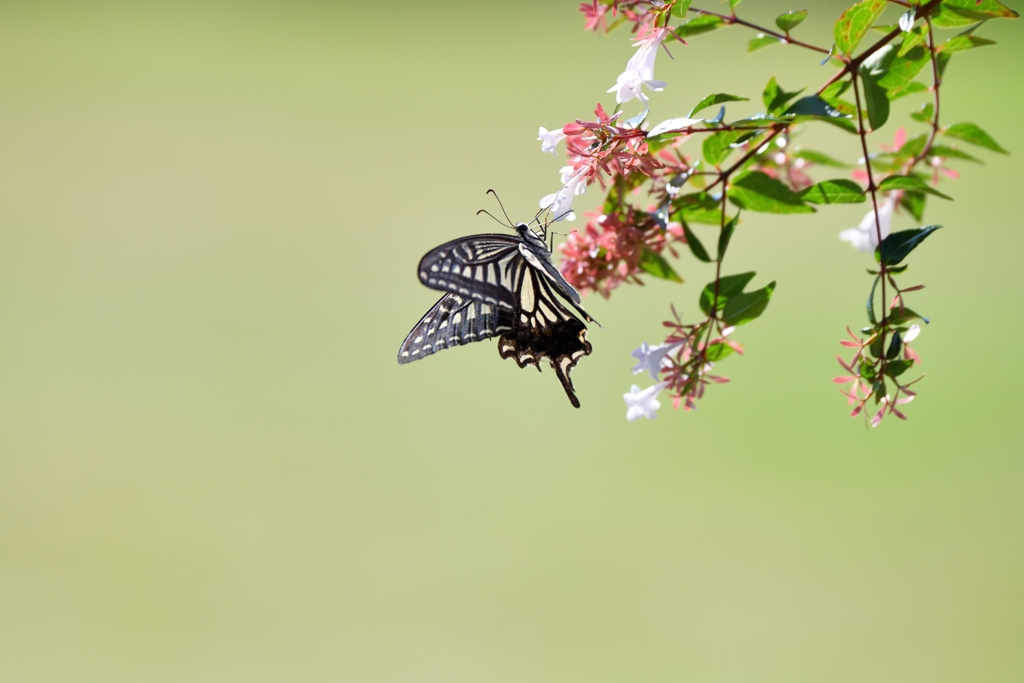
{"left": 398, "top": 223, "right": 596, "bottom": 408}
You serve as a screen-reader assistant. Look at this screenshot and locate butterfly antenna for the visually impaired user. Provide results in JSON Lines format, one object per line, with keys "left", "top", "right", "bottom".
{"left": 476, "top": 208, "right": 513, "bottom": 229}
{"left": 485, "top": 189, "right": 515, "bottom": 227}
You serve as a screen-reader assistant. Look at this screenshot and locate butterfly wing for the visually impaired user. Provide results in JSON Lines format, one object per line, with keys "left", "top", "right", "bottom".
{"left": 417, "top": 235, "right": 523, "bottom": 311}
{"left": 498, "top": 263, "right": 592, "bottom": 408}
{"left": 398, "top": 292, "right": 514, "bottom": 364}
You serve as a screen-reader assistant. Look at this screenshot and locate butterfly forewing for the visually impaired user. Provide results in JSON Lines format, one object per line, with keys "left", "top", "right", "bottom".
{"left": 418, "top": 235, "right": 522, "bottom": 310}
{"left": 398, "top": 293, "right": 513, "bottom": 364}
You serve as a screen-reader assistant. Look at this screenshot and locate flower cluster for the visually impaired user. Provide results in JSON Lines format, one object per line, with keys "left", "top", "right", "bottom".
{"left": 834, "top": 322, "right": 923, "bottom": 427}
{"left": 529, "top": 0, "right": 1014, "bottom": 423}
{"left": 579, "top": 1, "right": 662, "bottom": 35}
{"left": 559, "top": 208, "right": 684, "bottom": 298}
{"left": 538, "top": 103, "right": 664, "bottom": 222}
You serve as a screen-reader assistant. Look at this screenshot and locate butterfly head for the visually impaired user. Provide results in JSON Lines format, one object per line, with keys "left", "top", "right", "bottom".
{"left": 516, "top": 221, "right": 550, "bottom": 249}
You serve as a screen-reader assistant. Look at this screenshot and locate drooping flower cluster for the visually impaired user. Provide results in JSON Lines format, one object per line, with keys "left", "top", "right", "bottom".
{"left": 657, "top": 307, "right": 741, "bottom": 412}
{"left": 528, "top": 0, "right": 1012, "bottom": 423}
{"left": 834, "top": 323, "right": 923, "bottom": 427}
{"left": 538, "top": 103, "right": 664, "bottom": 222}
{"left": 558, "top": 208, "right": 684, "bottom": 298}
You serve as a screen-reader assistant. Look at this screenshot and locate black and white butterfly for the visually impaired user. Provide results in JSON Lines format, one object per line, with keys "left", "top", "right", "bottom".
{"left": 397, "top": 201, "right": 598, "bottom": 408}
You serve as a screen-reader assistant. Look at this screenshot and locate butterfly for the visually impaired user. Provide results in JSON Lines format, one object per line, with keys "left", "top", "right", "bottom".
{"left": 397, "top": 200, "right": 598, "bottom": 408}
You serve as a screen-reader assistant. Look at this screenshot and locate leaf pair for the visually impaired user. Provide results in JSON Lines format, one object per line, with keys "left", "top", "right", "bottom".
{"left": 699, "top": 272, "right": 776, "bottom": 326}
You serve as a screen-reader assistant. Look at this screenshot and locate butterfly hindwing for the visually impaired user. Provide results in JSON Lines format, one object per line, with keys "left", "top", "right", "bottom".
{"left": 498, "top": 264, "right": 592, "bottom": 408}
{"left": 398, "top": 292, "right": 513, "bottom": 364}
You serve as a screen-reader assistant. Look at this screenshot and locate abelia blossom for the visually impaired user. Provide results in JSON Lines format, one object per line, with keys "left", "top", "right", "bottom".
{"left": 929, "top": 155, "right": 960, "bottom": 184}
{"left": 840, "top": 193, "right": 896, "bottom": 252}
{"left": 630, "top": 342, "right": 678, "bottom": 380}
{"left": 558, "top": 209, "right": 677, "bottom": 297}
{"left": 608, "top": 28, "right": 669, "bottom": 105}
{"left": 538, "top": 126, "right": 566, "bottom": 155}
{"left": 579, "top": 1, "right": 612, "bottom": 31}
{"left": 539, "top": 166, "right": 588, "bottom": 222}
{"left": 624, "top": 382, "right": 667, "bottom": 421}
{"left": 834, "top": 327, "right": 923, "bottom": 423}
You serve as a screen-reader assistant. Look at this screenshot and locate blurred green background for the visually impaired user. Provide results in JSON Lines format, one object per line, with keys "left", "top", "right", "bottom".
{"left": 1, "top": 1, "right": 1022, "bottom": 680}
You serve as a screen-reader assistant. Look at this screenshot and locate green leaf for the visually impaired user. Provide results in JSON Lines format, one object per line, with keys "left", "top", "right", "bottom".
{"left": 885, "top": 331, "right": 902, "bottom": 360}
{"left": 834, "top": 0, "right": 888, "bottom": 56}
{"left": 699, "top": 272, "right": 756, "bottom": 316}
{"left": 723, "top": 281, "right": 776, "bottom": 326}
{"left": 792, "top": 149, "right": 849, "bottom": 168}
{"left": 799, "top": 179, "right": 866, "bottom": 204}
{"left": 705, "top": 343, "right": 736, "bottom": 362}
{"left": 748, "top": 34, "right": 784, "bottom": 52}
{"left": 898, "top": 25, "right": 927, "bottom": 57}
{"left": 717, "top": 213, "right": 739, "bottom": 260}
{"left": 876, "top": 46, "right": 932, "bottom": 99}
{"left": 943, "top": 122, "right": 1009, "bottom": 154}
{"left": 938, "top": 34, "right": 996, "bottom": 54}
{"left": 924, "top": 144, "right": 981, "bottom": 163}
{"left": 681, "top": 222, "right": 713, "bottom": 263}
{"left": 931, "top": 0, "right": 1018, "bottom": 28}
{"left": 900, "top": 191, "right": 926, "bottom": 221}
{"left": 674, "top": 14, "right": 724, "bottom": 38}
{"left": 887, "top": 307, "right": 927, "bottom": 326}
{"left": 673, "top": 192, "right": 722, "bottom": 225}
{"left": 776, "top": 9, "right": 808, "bottom": 32}
{"left": 878, "top": 174, "right": 953, "bottom": 200}
{"left": 688, "top": 93, "right": 749, "bottom": 118}
{"left": 730, "top": 0, "right": 742, "bottom": 7}
{"left": 703, "top": 129, "right": 759, "bottom": 166}
{"left": 910, "top": 102, "right": 934, "bottom": 122}
{"left": 729, "top": 171, "right": 815, "bottom": 214}
{"left": 637, "top": 246, "right": 684, "bottom": 283}
{"left": 783, "top": 95, "right": 845, "bottom": 118}
{"left": 898, "top": 7, "right": 916, "bottom": 32}
{"left": 859, "top": 69, "right": 889, "bottom": 130}
{"left": 820, "top": 79, "right": 852, "bottom": 102}
{"left": 878, "top": 225, "right": 941, "bottom": 266}
{"left": 671, "top": 0, "right": 692, "bottom": 18}
{"left": 762, "top": 76, "right": 804, "bottom": 115}
{"left": 885, "top": 359, "right": 914, "bottom": 378}
{"left": 890, "top": 81, "right": 929, "bottom": 101}
{"left": 647, "top": 117, "right": 702, "bottom": 137}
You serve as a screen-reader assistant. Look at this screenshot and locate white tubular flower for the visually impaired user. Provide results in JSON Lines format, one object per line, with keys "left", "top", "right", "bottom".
{"left": 630, "top": 342, "right": 678, "bottom": 381}
{"left": 538, "top": 126, "right": 566, "bottom": 155}
{"left": 624, "top": 382, "right": 667, "bottom": 421}
{"left": 539, "top": 166, "right": 588, "bottom": 222}
{"left": 607, "top": 28, "right": 669, "bottom": 105}
{"left": 840, "top": 193, "right": 896, "bottom": 252}
{"left": 903, "top": 324, "right": 921, "bottom": 342}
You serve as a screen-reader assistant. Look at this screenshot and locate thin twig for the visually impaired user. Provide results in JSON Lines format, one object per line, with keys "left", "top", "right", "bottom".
{"left": 686, "top": 6, "right": 832, "bottom": 55}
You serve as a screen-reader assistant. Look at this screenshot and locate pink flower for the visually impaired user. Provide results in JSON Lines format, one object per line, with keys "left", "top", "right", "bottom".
{"left": 579, "top": 1, "right": 612, "bottom": 32}
{"left": 607, "top": 28, "right": 669, "bottom": 105}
